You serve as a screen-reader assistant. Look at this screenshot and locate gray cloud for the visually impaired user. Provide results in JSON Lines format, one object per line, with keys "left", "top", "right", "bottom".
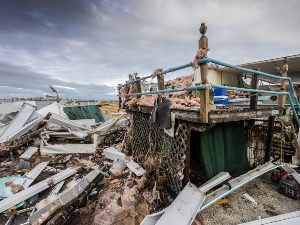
{"left": 0, "top": 0, "right": 300, "bottom": 99}
{"left": 0, "top": 61, "right": 116, "bottom": 99}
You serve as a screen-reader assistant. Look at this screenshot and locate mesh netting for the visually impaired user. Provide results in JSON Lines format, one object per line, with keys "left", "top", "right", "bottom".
{"left": 123, "top": 112, "right": 187, "bottom": 194}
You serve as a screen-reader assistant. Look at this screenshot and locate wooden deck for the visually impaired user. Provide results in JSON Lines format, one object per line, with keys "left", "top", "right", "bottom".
{"left": 127, "top": 106, "right": 285, "bottom": 124}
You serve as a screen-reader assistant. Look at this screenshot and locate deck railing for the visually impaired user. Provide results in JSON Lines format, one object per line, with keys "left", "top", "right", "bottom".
{"left": 120, "top": 58, "right": 300, "bottom": 126}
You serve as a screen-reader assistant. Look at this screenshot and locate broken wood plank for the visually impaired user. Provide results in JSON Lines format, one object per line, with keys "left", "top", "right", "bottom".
{"left": 19, "top": 147, "right": 38, "bottom": 159}
{"left": 23, "top": 162, "right": 49, "bottom": 188}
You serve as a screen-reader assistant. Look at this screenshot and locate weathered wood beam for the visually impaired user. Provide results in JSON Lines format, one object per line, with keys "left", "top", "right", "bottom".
{"left": 136, "top": 77, "right": 141, "bottom": 99}
{"left": 182, "top": 130, "right": 190, "bottom": 189}
{"left": 278, "top": 58, "right": 288, "bottom": 108}
{"left": 265, "top": 116, "right": 275, "bottom": 162}
{"left": 250, "top": 69, "right": 260, "bottom": 109}
{"left": 289, "top": 115, "right": 300, "bottom": 161}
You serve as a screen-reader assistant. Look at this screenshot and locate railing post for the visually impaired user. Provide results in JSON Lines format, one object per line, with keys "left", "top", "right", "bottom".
{"left": 250, "top": 68, "right": 260, "bottom": 109}
{"left": 199, "top": 23, "right": 209, "bottom": 123}
{"left": 118, "top": 84, "right": 122, "bottom": 108}
{"left": 156, "top": 69, "right": 164, "bottom": 91}
{"left": 136, "top": 77, "right": 141, "bottom": 99}
{"left": 278, "top": 58, "right": 288, "bottom": 108}
{"left": 156, "top": 69, "right": 164, "bottom": 102}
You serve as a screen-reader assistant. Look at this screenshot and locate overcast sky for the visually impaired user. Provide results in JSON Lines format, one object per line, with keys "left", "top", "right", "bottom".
{"left": 0, "top": 0, "right": 299, "bottom": 100}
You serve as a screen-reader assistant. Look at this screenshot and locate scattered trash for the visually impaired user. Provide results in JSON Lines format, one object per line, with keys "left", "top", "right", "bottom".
{"left": 243, "top": 193, "right": 258, "bottom": 205}
{"left": 124, "top": 156, "right": 146, "bottom": 176}
{"left": 17, "top": 160, "right": 30, "bottom": 170}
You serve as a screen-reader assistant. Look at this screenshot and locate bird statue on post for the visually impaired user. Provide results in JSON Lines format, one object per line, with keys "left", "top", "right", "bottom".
{"left": 199, "top": 22, "right": 207, "bottom": 35}
{"left": 199, "top": 22, "right": 208, "bottom": 50}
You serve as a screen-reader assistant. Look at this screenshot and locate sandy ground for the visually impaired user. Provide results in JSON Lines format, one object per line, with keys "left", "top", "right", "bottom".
{"left": 200, "top": 178, "right": 300, "bottom": 225}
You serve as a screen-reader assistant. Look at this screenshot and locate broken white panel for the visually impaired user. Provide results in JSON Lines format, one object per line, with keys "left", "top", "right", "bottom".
{"left": 125, "top": 158, "right": 146, "bottom": 176}
{"left": 0, "top": 168, "right": 76, "bottom": 213}
{"left": 164, "top": 112, "right": 175, "bottom": 137}
{"left": 37, "top": 102, "right": 67, "bottom": 117}
{"left": 0, "top": 124, "right": 9, "bottom": 137}
{"left": 281, "top": 163, "right": 300, "bottom": 184}
{"left": 156, "top": 182, "right": 206, "bottom": 225}
{"left": 199, "top": 172, "right": 231, "bottom": 193}
{"left": 6, "top": 115, "right": 45, "bottom": 142}
{"left": 48, "top": 131, "right": 85, "bottom": 139}
{"left": 51, "top": 181, "right": 65, "bottom": 195}
{"left": 86, "top": 166, "right": 103, "bottom": 182}
{"left": 103, "top": 147, "right": 125, "bottom": 161}
{"left": 0, "top": 104, "right": 35, "bottom": 143}
{"left": 40, "top": 144, "right": 96, "bottom": 155}
{"left": 68, "top": 128, "right": 88, "bottom": 138}
{"left": 0, "top": 112, "right": 18, "bottom": 124}
{"left": 19, "top": 147, "right": 38, "bottom": 159}
{"left": 29, "top": 199, "right": 61, "bottom": 225}
{"left": 116, "top": 117, "right": 129, "bottom": 128}
{"left": 72, "top": 119, "right": 96, "bottom": 126}
{"left": 238, "top": 210, "right": 300, "bottom": 225}
{"left": 140, "top": 207, "right": 170, "bottom": 225}
{"left": 200, "top": 162, "right": 279, "bottom": 213}
{"left": 23, "top": 162, "right": 49, "bottom": 188}
{"left": 58, "top": 178, "right": 89, "bottom": 205}
{"left": 93, "top": 114, "right": 124, "bottom": 136}
{"left": 24, "top": 111, "right": 40, "bottom": 125}
{"left": 0, "top": 102, "right": 23, "bottom": 115}
{"left": 49, "top": 113, "right": 92, "bottom": 131}
{"left": 58, "top": 166, "right": 102, "bottom": 205}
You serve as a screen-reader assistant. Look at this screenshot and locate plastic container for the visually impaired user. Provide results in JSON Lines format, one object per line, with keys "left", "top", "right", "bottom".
{"left": 214, "top": 88, "right": 228, "bottom": 104}
{"left": 214, "top": 88, "right": 227, "bottom": 96}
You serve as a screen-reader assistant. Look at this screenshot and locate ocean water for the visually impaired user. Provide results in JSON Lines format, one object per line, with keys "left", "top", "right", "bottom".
{"left": 0, "top": 100, "right": 94, "bottom": 110}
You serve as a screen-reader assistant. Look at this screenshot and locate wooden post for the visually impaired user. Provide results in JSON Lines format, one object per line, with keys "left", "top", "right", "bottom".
{"left": 289, "top": 115, "right": 300, "bottom": 162}
{"left": 156, "top": 69, "right": 164, "bottom": 102}
{"left": 156, "top": 69, "right": 164, "bottom": 91}
{"left": 265, "top": 116, "right": 275, "bottom": 162}
{"left": 296, "top": 86, "right": 300, "bottom": 102}
{"left": 136, "top": 77, "right": 141, "bottom": 99}
{"left": 118, "top": 84, "right": 122, "bottom": 108}
{"left": 199, "top": 23, "right": 209, "bottom": 123}
{"left": 278, "top": 58, "right": 288, "bottom": 108}
{"left": 250, "top": 68, "right": 260, "bottom": 109}
{"left": 182, "top": 130, "right": 190, "bottom": 189}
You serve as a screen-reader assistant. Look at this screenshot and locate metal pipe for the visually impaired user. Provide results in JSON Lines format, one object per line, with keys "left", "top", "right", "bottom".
{"left": 125, "top": 85, "right": 288, "bottom": 97}
{"left": 122, "top": 62, "right": 193, "bottom": 86}
{"left": 198, "top": 58, "right": 300, "bottom": 113}
{"left": 198, "top": 58, "right": 290, "bottom": 81}
{"left": 210, "top": 84, "right": 287, "bottom": 95}
{"left": 124, "top": 84, "right": 300, "bottom": 126}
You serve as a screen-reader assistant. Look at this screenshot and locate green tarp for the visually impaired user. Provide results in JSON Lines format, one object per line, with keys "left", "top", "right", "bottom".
{"left": 199, "top": 121, "right": 249, "bottom": 178}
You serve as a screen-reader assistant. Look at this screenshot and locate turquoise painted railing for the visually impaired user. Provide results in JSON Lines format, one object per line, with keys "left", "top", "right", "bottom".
{"left": 121, "top": 58, "right": 300, "bottom": 126}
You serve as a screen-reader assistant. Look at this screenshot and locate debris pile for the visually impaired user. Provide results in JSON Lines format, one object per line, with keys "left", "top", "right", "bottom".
{"left": 119, "top": 74, "right": 202, "bottom": 110}
{"left": 0, "top": 100, "right": 133, "bottom": 225}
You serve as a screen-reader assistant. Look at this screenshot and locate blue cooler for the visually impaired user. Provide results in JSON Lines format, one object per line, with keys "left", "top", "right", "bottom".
{"left": 214, "top": 88, "right": 228, "bottom": 104}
